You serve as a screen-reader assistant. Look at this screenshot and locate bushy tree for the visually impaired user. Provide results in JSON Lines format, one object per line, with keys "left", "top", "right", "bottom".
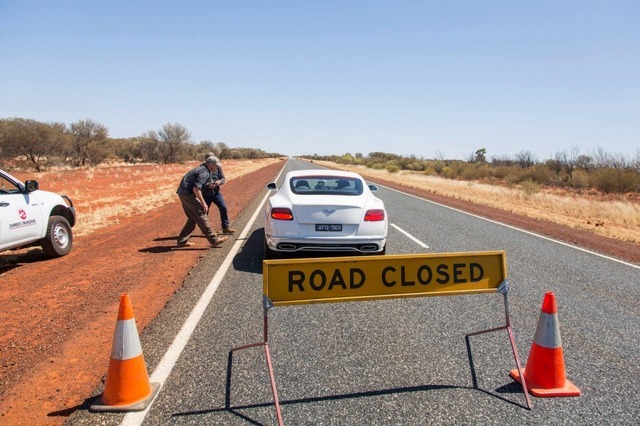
{"left": 196, "top": 140, "right": 216, "bottom": 160}
{"left": 137, "top": 134, "right": 163, "bottom": 163}
{"left": 148, "top": 123, "right": 192, "bottom": 163}
{"left": 0, "top": 118, "right": 70, "bottom": 171}
{"left": 474, "top": 148, "right": 487, "bottom": 163}
{"left": 70, "top": 119, "right": 110, "bottom": 166}
{"left": 111, "top": 137, "right": 142, "bottom": 163}
{"left": 215, "top": 142, "right": 230, "bottom": 159}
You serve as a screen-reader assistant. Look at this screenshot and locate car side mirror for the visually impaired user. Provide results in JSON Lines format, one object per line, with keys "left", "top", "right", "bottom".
{"left": 25, "top": 180, "right": 39, "bottom": 192}
{"left": 368, "top": 184, "right": 378, "bottom": 192}
{"left": 266, "top": 182, "right": 277, "bottom": 190}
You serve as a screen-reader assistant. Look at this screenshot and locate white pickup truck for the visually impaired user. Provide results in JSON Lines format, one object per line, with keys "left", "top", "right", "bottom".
{"left": 0, "top": 169, "right": 76, "bottom": 257}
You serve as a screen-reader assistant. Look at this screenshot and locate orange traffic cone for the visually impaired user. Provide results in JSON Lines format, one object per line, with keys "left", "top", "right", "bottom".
{"left": 90, "top": 294, "right": 159, "bottom": 412}
{"left": 510, "top": 292, "right": 581, "bottom": 397}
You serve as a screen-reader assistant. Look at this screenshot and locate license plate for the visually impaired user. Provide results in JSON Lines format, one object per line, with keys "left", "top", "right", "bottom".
{"left": 316, "top": 224, "right": 342, "bottom": 231}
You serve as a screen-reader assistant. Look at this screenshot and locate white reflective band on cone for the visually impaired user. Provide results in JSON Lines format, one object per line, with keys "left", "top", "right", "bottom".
{"left": 532, "top": 312, "right": 562, "bottom": 349}
{"left": 111, "top": 318, "right": 143, "bottom": 360}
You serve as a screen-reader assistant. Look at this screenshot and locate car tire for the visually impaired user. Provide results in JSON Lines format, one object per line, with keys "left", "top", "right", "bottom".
{"left": 41, "top": 215, "right": 73, "bottom": 257}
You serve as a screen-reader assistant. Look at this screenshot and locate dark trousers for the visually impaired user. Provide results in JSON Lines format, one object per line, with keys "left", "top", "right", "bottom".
{"left": 177, "top": 193, "right": 218, "bottom": 245}
{"left": 204, "top": 191, "right": 230, "bottom": 229}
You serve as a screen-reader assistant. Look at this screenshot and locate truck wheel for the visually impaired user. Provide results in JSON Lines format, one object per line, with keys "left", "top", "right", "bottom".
{"left": 42, "top": 216, "right": 73, "bottom": 257}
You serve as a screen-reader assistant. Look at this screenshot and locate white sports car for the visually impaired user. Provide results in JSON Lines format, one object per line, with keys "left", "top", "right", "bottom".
{"left": 264, "top": 169, "right": 388, "bottom": 258}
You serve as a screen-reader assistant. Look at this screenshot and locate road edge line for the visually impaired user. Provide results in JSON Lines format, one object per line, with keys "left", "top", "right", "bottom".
{"left": 121, "top": 166, "right": 287, "bottom": 426}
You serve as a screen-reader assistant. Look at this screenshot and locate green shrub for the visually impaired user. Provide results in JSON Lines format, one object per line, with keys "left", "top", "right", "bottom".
{"left": 406, "top": 160, "right": 426, "bottom": 171}
{"left": 529, "top": 164, "right": 555, "bottom": 186}
{"left": 441, "top": 166, "right": 456, "bottom": 179}
{"left": 520, "top": 179, "right": 540, "bottom": 198}
{"left": 571, "top": 170, "right": 590, "bottom": 189}
{"left": 385, "top": 164, "right": 400, "bottom": 173}
{"left": 367, "top": 162, "right": 385, "bottom": 170}
{"left": 429, "top": 160, "right": 445, "bottom": 174}
{"left": 503, "top": 167, "right": 531, "bottom": 186}
{"left": 460, "top": 164, "right": 491, "bottom": 180}
{"left": 591, "top": 168, "right": 640, "bottom": 193}
{"left": 491, "top": 165, "right": 519, "bottom": 180}
{"left": 423, "top": 166, "right": 437, "bottom": 176}
{"left": 505, "top": 173, "right": 520, "bottom": 187}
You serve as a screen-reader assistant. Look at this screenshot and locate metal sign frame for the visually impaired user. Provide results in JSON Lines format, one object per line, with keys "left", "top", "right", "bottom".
{"left": 230, "top": 252, "right": 531, "bottom": 425}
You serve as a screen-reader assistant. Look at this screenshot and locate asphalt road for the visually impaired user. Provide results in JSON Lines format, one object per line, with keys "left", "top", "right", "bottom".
{"left": 70, "top": 158, "right": 639, "bottom": 425}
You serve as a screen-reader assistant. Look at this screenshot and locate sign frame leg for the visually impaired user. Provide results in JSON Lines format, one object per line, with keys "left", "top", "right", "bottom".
{"left": 465, "top": 280, "right": 532, "bottom": 410}
{"left": 229, "top": 296, "right": 284, "bottom": 425}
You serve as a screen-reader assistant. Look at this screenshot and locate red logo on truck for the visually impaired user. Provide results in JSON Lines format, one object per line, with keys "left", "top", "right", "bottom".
{"left": 18, "top": 209, "right": 27, "bottom": 220}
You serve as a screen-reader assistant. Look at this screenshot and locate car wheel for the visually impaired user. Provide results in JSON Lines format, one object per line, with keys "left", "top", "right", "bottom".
{"left": 264, "top": 239, "right": 280, "bottom": 260}
{"left": 41, "top": 215, "right": 73, "bottom": 257}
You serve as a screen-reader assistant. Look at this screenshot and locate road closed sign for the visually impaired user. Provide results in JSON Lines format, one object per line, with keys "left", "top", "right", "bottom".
{"left": 263, "top": 251, "right": 507, "bottom": 306}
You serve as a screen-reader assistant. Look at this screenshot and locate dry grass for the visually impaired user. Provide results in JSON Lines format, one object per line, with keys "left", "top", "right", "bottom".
{"left": 11, "top": 158, "right": 639, "bottom": 243}
{"left": 10, "top": 159, "right": 282, "bottom": 237}
{"left": 315, "top": 161, "right": 640, "bottom": 244}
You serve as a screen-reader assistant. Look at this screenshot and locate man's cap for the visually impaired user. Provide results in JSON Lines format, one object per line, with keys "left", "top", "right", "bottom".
{"left": 206, "top": 156, "right": 222, "bottom": 165}
{"left": 204, "top": 152, "right": 216, "bottom": 161}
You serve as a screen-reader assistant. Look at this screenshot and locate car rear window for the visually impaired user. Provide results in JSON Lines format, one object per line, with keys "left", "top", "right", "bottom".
{"left": 290, "top": 176, "right": 363, "bottom": 195}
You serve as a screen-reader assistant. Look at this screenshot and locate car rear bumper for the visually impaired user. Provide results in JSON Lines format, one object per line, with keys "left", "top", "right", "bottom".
{"left": 266, "top": 235, "right": 386, "bottom": 254}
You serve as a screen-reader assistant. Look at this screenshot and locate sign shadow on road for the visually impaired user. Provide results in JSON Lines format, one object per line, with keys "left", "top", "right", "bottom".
{"left": 225, "top": 251, "right": 532, "bottom": 425}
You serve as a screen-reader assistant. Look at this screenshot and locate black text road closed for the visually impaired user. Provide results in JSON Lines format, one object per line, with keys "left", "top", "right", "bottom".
{"left": 263, "top": 251, "right": 507, "bottom": 306}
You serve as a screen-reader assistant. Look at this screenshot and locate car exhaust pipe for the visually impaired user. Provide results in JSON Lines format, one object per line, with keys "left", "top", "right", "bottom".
{"left": 277, "top": 243, "right": 297, "bottom": 251}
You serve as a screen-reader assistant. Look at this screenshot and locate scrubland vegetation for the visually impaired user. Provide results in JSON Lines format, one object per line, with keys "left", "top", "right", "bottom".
{"left": 307, "top": 149, "right": 640, "bottom": 195}
{"left": 310, "top": 159, "right": 640, "bottom": 244}
{"left": 2, "top": 116, "right": 638, "bottom": 243}
{"left": 307, "top": 150, "right": 640, "bottom": 243}
{"left": 2, "top": 117, "right": 637, "bottom": 197}
{"left": 0, "top": 117, "right": 283, "bottom": 171}
{"left": 8, "top": 159, "right": 281, "bottom": 237}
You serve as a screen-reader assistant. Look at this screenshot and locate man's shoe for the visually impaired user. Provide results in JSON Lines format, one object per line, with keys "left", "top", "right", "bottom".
{"left": 211, "top": 236, "right": 229, "bottom": 247}
{"left": 177, "top": 241, "right": 195, "bottom": 247}
{"left": 222, "top": 228, "right": 236, "bottom": 234}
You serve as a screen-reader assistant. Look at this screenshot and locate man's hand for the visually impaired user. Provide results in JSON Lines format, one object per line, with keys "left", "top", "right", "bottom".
{"left": 193, "top": 187, "right": 208, "bottom": 213}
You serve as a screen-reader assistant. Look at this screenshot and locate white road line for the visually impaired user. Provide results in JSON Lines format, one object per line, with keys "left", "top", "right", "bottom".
{"left": 391, "top": 223, "right": 429, "bottom": 249}
{"left": 121, "top": 167, "right": 286, "bottom": 426}
{"left": 380, "top": 184, "right": 640, "bottom": 270}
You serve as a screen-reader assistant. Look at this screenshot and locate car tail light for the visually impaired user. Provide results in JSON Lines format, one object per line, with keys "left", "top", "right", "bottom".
{"left": 271, "top": 207, "right": 294, "bottom": 220}
{"left": 364, "top": 209, "right": 385, "bottom": 221}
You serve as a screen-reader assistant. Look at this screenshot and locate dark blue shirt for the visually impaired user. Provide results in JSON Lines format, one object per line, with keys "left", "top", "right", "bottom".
{"left": 176, "top": 163, "right": 211, "bottom": 196}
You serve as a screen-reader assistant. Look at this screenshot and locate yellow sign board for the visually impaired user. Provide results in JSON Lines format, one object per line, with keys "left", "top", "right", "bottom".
{"left": 263, "top": 251, "right": 507, "bottom": 306}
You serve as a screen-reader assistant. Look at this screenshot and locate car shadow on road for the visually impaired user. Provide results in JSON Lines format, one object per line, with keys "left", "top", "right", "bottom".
{"left": 231, "top": 227, "right": 363, "bottom": 276}
{"left": 232, "top": 228, "right": 266, "bottom": 275}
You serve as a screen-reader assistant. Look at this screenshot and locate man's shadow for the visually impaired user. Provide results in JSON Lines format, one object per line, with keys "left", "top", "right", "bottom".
{"left": 139, "top": 235, "right": 211, "bottom": 254}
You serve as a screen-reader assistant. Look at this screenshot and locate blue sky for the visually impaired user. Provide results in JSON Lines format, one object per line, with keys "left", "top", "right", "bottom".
{"left": 1, "top": 1, "right": 638, "bottom": 160}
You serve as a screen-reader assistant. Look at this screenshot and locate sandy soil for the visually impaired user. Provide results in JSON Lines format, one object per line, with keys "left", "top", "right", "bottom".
{"left": 0, "top": 159, "right": 637, "bottom": 425}
{"left": 0, "top": 160, "right": 284, "bottom": 425}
